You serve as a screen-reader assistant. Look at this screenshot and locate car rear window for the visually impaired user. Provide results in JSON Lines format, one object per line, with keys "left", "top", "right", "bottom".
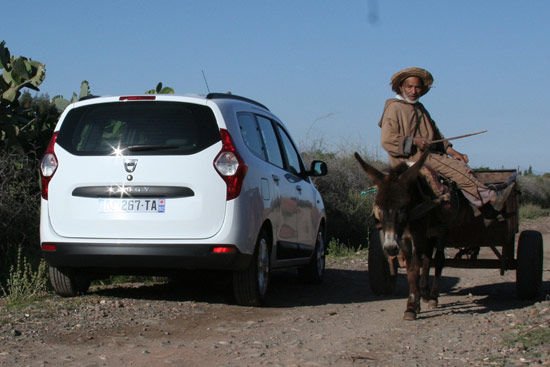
{"left": 56, "top": 101, "right": 220, "bottom": 156}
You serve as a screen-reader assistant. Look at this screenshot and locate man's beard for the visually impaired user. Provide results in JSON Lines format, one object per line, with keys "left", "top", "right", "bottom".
{"left": 402, "top": 95, "right": 419, "bottom": 104}
{"left": 396, "top": 94, "right": 419, "bottom": 104}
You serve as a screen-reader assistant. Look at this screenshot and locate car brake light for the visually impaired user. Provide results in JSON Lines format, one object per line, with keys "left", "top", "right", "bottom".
{"left": 41, "top": 243, "right": 57, "bottom": 252}
{"left": 212, "top": 245, "right": 236, "bottom": 254}
{"left": 214, "top": 129, "right": 248, "bottom": 200}
{"left": 40, "top": 132, "right": 59, "bottom": 200}
{"left": 119, "top": 96, "right": 156, "bottom": 101}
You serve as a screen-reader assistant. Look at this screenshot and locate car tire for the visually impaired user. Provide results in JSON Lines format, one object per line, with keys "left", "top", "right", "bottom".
{"left": 298, "top": 228, "right": 326, "bottom": 283}
{"left": 233, "top": 230, "right": 271, "bottom": 306}
{"left": 49, "top": 266, "right": 91, "bottom": 297}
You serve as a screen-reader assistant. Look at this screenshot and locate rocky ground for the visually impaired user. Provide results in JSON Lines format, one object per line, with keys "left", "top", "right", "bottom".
{"left": 1, "top": 217, "right": 549, "bottom": 367}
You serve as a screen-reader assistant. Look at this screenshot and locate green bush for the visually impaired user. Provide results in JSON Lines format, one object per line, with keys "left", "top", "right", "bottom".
{"left": 302, "top": 148, "right": 382, "bottom": 249}
{"left": 518, "top": 174, "right": 550, "bottom": 208}
{"left": 0, "top": 151, "right": 42, "bottom": 283}
{"left": 519, "top": 203, "right": 550, "bottom": 220}
{"left": 326, "top": 238, "right": 360, "bottom": 257}
{"left": 1, "top": 247, "right": 48, "bottom": 307}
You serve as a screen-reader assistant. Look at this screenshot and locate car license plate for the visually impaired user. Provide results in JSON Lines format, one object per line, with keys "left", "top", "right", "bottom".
{"left": 99, "top": 199, "right": 166, "bottom": 213}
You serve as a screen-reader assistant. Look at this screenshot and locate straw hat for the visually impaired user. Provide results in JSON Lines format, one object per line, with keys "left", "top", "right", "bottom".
{"left": 390, "top": 67, "right": 433, "bottom": 96}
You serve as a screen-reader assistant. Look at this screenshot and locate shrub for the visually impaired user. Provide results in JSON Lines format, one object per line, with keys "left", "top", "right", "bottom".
{"left": 519, "top": 204, "right": 550, "bottom": 220}
{"left": 302, "top": 148, "right": 383, "bottom": 249}
{"left": 326, "top": 238, "right": 358, "bottom": 257}
{"left": 518, "top": 175, "right": 550, "bottom": 208}
{"left": 0, "top": 151, "right": 42, "bottom": 282}
{"left": 1, "top": 246, "right": 48, "bottom": 307}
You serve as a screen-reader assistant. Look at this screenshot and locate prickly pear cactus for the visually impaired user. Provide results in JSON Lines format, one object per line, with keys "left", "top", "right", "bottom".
{"left": 52, "top": 80, "right": 91, "bottom": 113}
{"left": 1, "top": 40, "right": 46, "bottom": 150}
{"left": 0, "top": 41, "right": 46, "bottom": 104}
{"left": 145, "top": 82, "right": 175, "bottom": 95}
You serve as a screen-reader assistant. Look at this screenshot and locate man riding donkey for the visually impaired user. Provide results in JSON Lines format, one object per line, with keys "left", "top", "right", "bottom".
{"left": 355, "top": 67, "right": 516, "bottom": 320}
{"left": 379, "top": 66, "right": 514, "bottom": 216}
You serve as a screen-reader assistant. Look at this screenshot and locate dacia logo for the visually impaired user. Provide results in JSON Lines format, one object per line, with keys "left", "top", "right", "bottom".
{"left": 124, "top": 159, "right": 138, "bottom": 173}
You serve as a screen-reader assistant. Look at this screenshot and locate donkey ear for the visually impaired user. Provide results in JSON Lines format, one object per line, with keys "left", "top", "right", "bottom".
{"left": 399, "top": 150, "right": 429, "bottom": 184}
{"left": 354, "top": 152, "right": 385, "bottom": 185}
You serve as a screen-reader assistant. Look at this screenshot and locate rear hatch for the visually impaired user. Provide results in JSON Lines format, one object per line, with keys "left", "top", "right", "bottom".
{"left": 47, "top": 98, "right": 227, "bottom": 240}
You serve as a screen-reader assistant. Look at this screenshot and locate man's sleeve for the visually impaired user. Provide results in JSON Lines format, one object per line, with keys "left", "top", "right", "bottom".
{"left": 380, "top": 105, "right": 412, "bottom": 157}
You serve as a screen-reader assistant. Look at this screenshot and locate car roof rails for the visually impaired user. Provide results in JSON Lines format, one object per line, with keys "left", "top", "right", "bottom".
{"left": 206, "top": 93, "right": 269, "bottom": 111}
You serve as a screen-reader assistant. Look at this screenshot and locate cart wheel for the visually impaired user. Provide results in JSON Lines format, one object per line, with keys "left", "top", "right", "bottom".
{"left": 516, "top": 230, "right": 543, "bottom": 300}
{"left": 368, "top": 226, "right": 397, "bottom": 295}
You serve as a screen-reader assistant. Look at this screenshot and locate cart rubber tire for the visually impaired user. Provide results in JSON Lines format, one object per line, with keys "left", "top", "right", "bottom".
{"left": 516, "top": 230, "right": 543, "bottom": 300}
{"left": 233, "top": 230, "right": 271, "bottom": 306}
{"left": 49, "top": 266, "right": 91, "bottom": 297}
{"left": 368, "top": 226, "right": 397, "bottom": 295}
{"left": 298, "top": 228, "right": 326, "bottom": 284}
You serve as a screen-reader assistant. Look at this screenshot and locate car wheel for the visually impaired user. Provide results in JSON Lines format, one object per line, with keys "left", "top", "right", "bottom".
{"left": 233, "top": 230, "right": 271, "bottom": 306}
{"left": 49, "top": 266, "right": 91, "bottom": 297}
{"left": 298, "top": 228, "right": 326, "bottom": 283}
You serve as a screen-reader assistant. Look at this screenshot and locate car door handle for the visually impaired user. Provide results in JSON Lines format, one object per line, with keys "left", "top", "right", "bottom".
{"left": 272, "top": 174, "right": 280, "bottom": 183}
{"left": 296, "top": 185, "right": 302, "bottom": 192}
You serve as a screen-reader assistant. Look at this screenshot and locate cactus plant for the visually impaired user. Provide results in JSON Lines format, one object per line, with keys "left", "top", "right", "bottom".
{"left": 0, "top": 41, "right": 46, "bottom": 151}
{"left": 145, "top": 82, "right": 174, "bottom": 95}
{"left": 0, "top": 41, "right": 45, "bottom": 104}
{"left": 52, "top": 80, "right": 91, "bottom": 113}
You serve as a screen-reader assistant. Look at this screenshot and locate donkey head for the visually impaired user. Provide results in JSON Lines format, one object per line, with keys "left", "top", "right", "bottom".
{"left": 354, "top": 152, "right": 428, "bottom": 256}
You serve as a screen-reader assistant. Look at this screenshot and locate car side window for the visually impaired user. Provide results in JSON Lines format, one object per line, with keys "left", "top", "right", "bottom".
{"left": 276, "top": 124, "right": 304, "bottom": 176}
{"left": 237, "top": 113, "right": 266, "bottom": 160}
{"left": 256, "top": 116, "right": 284, "bottom": 168}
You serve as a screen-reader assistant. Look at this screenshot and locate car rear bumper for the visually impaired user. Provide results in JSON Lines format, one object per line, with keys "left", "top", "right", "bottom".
{"left": 41, "top": 242, "right": 251, "bottom": 271}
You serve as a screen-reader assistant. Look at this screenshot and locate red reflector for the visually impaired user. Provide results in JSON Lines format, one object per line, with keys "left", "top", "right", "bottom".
{"left": 119, "top": 96, "right": 156, "bottom": 101}
{"left": 41, "top": 243, "right": 57, "bottom": 252}
{"left": 212, "top": 246, "right": 236, "bottom": 254}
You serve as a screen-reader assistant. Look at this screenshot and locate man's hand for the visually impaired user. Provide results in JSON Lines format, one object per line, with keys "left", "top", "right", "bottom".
{"left": 446, "top": 146, "right": 469, "bottom": 163}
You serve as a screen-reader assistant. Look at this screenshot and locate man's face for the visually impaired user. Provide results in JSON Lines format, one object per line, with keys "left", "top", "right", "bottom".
{"left": 399, "top": 76, "right": 423, "bottom": 103}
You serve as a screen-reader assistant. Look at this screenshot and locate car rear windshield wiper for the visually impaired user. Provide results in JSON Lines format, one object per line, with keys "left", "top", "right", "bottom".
{"left": 126, "top": 144, "right": 180, "bottom": 152}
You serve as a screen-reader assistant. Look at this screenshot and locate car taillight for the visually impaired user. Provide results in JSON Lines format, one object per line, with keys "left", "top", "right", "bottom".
{"left": 214, "top": 129, "right": 248, "bottom": 200}
{"left": 40, "top": 132, "right": 59, "bottom": 200}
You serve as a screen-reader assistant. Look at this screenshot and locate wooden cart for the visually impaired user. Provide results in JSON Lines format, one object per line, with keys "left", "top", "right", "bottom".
{"left": 368, "top": 169, "right": 544, "bottom": 299}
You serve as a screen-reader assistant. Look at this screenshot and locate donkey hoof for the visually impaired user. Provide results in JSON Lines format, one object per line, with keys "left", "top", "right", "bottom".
{"left": 403, "top": 311, "right": 417, "bottom": 321}
{"left": 428, "top": 299, "right": 438, "bottom": 309}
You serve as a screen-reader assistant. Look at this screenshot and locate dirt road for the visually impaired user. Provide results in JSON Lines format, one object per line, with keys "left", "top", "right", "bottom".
{"left": 1, "top": 218, "right": 549, "bottom": 366}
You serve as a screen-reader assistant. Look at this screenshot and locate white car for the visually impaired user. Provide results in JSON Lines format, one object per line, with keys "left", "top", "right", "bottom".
{"left": 40, "top": 93, "right": 327, "bottom": 306}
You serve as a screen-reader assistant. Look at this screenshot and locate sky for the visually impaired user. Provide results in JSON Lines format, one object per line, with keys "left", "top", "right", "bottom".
{"left": 3, "top": 1, "right": 550, "bottom": 173}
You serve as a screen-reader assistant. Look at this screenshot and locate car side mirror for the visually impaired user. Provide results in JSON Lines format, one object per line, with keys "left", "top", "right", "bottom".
{"left": 308, "top": 160, "right": 328, "bottom": 177}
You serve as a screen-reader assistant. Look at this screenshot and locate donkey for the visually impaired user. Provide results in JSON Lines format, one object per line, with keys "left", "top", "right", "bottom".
{"left": 355, "top": 151, "right": 459, "bottom": 320}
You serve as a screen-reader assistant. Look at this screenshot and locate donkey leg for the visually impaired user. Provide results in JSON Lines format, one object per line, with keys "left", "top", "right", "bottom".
{"left": 428, "top": 241, "right": 445, "bottom": 309}
{"left": 420, "top": 250, "right": 432, "bottom": 303}
{"left": 404, "top": 254, "right": 421, "bottom": 321}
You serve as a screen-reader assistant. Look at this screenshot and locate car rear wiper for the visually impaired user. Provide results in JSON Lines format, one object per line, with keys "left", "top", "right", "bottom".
{"left": 126, "top": 144, "right": 180, "bottom": 152}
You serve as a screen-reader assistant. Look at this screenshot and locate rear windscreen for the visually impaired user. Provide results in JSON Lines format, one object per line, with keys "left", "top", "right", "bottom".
{"left": 56, "top": 101, "right": 220, "bottom": 156}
